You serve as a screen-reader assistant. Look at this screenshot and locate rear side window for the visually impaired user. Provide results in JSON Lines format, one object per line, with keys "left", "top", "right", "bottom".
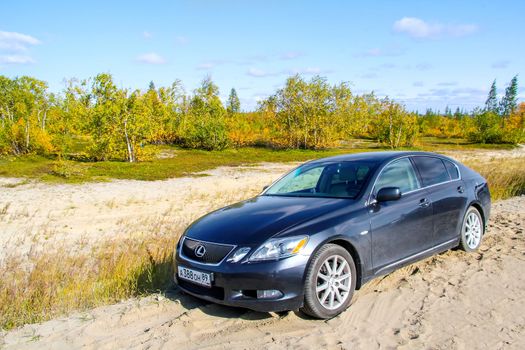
{"left": 375, "top": 158, "right": 420, "bottom": 194}
{"left": 444, "top": 160, "right": 460, "bottom": 180}
{"left": 412, "top": 156, "right": 450, "bottom": 187}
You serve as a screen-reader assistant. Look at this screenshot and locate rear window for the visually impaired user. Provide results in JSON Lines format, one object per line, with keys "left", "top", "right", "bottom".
{"left": 444, "top": 160, "right": 460, "bottom": 180}
{"left": 412, "top": 156, "right": 450, "bottom": 187}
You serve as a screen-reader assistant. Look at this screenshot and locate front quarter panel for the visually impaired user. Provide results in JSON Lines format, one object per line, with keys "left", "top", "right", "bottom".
{"left": 286, "top": 204, "right": 372, "bottom": 288}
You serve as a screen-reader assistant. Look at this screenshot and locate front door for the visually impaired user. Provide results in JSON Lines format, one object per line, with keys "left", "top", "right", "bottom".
{"left": 369, "top": 158, "right": 434, "bottom": 273}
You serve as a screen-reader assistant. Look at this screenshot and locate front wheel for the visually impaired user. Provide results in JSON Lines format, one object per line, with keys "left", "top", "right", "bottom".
{"left": 459, "top": 206, "right": 484, "bottom": 252}
{"left": 300, "top": 244, "right": 356, "bottom": 319}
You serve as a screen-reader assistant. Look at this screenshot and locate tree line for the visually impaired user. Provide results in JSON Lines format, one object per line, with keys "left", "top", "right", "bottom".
{"left": 0, "top": 73, "right": 523, "bottom": 162}
{"left": 419, "top": 75, "right": 523, "bottom": 144}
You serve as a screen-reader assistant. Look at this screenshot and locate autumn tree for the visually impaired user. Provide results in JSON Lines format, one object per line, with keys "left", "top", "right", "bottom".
{"left": 503, "top": 102, "right": 525, "bottom": 144}
{"left": 87, "top": 73, "right": 150, "bottom": 162}
{"left": 2, "top": 73, "right": 524, "bottom": 159}
{"left": 369, "top": 99, "right": 418, "bottom": 148}
{"left": 468, "top": 109, "right": 502, "bottom": 143}
{"left": 0, "top": 76, "right": 52, "bottom": 155}
{"left": 180, "top": 77, "right": 228, "bottom": 150}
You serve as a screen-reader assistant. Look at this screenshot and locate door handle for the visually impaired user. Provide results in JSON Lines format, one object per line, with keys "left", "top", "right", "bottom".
{"left": 419, "top": 198, "right": 431, "bottom": 208}
{"left": 457, "top": 186, "right": 464, "bottom": 193}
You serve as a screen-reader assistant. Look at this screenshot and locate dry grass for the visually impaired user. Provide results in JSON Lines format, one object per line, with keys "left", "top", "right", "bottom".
{"left": 464, "top": 157, "right": 525, "bottom": 200}
{"left": 0, "top": 157, "right": 524, "bottom": 331}
{"left": 0, "top": 233, "right": 179, "bottom": 330}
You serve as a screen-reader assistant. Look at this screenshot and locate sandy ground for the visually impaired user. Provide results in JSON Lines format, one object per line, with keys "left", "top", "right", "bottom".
{"left": 1, "top": 195, "right": 524, "bottom": 349}
{"left": 1, "top": 147, "right": 524, "bottom": 349}
{"left": 0, "top": 163, "right": 298, "bottom": 262}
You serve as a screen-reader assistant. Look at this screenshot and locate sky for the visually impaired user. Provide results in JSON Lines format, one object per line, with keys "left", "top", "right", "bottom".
{"left": 1, "top": 0, "right": 524, "bottom": 111}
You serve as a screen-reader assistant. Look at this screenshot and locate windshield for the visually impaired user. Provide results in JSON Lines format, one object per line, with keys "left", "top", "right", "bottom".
{"left": 264, "top": 161, "right": 377, "bottom": 199}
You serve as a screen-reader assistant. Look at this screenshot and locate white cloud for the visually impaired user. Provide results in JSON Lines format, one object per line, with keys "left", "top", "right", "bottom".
{"left": 253, "top": 93, "right": 270, "bottom": 103}
{"left": 136, "top": 52, "right": 167, "bottom": 64}
{"left": 142, "top": 31, "right": 153, "bottom": 39}
{"left": 0, "top": 55, "right": 35, "bottom": 64}
{"left": 0, "top": 30, "right": 41, "bottom": 51}
{"left": 393, "top": 17, "right": 478, "bottom": 39}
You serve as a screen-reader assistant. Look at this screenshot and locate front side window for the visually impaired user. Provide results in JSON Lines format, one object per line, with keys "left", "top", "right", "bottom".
{"left": 375, "top": 158, "right": 420, "bottom": 194}
{"left": 265, "top": 161, "right": 376, "bottom": 199}
{"left": 412, "top": 156, "right": 451, "bottom": 187}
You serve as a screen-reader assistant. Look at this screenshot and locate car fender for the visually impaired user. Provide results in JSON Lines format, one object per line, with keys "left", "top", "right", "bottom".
{"left": 301, "top": 233, "right": 367, "bottom": 290}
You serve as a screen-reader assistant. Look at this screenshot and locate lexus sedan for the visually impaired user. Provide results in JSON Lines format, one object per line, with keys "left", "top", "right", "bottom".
{"left": 173, "top": 151, "right": 491, "bottom": 319}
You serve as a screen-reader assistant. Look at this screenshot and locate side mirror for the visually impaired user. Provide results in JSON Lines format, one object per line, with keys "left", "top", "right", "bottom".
{"left": 376, "top": 187, "right": 401, "bottom": 202}
{"left": 262, "top": 185, "right": 269, "bottom": 191}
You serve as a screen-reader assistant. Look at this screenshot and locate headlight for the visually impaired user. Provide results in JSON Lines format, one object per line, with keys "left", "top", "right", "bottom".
{"left": 248, "top": 236, "right": 308, "bottom": 262}
{"left": 227, "top": 247, "right": 251, "bottom": 263}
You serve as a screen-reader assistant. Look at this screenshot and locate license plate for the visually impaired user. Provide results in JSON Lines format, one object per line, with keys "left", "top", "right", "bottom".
{"left": 177, "top": 266, "right": 212, "bottom": 287}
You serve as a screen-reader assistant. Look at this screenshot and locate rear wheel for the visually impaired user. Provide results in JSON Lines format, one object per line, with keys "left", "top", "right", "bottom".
{"left": 459, "top": 206, "right": 484, "bottom": 252}
{"left": 301, "top": 244, "right": 356, "bottom": 319}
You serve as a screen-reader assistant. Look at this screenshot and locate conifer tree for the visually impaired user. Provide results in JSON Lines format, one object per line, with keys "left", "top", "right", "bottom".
{"left": 500, "top": 75, "right": 519, "bottom": 118}
{"left": 226, "top": 88, "right": 241, "bottom": 114}
{"left": 485, "top": 80, "right": 498, "bottom": 114}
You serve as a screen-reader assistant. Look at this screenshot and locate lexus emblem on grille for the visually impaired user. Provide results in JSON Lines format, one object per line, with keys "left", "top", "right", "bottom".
{"left": 194, "top": 245, "right": 206, "bottom": 258}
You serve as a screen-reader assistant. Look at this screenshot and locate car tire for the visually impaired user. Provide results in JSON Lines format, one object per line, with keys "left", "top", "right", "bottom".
{"left": 300, "top": 243, "right": 356, "bottom": 319}
{"left": 459, "top": 206, "right": 484, "bottom": 252}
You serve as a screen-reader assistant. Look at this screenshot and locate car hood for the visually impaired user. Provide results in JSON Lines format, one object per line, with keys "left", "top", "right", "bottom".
{"left": 183, "top": 195, "right": 355, "bottom": 245}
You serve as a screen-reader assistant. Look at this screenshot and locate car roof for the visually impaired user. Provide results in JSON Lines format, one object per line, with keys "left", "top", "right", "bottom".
{"left": 308, "top": 151, "right": 451, "bottom": 165}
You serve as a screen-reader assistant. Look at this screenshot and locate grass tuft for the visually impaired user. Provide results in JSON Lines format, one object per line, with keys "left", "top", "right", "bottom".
{"left": 0, "top": 233, "right": 178, "bottom": 330}
{"left": 465, "top": 157, "right": 525, "bottom": 200}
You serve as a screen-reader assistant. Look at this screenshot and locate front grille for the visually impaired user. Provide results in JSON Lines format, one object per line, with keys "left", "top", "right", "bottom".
{"left": 178, "top": 279, "right": 225, "bottom": 300}
{"left": 181, "top": 237, "right": 235, "bottom": 264}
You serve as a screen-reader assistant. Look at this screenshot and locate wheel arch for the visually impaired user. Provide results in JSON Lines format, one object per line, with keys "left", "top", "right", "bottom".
{"left": 468, "top": 201, "right": 486, "bottom": 229}
{"left": 330, "top": 239, "right": 363, "bottom": 289}
{"left": 309, "top": 237, "right": 364, "bottom": 290}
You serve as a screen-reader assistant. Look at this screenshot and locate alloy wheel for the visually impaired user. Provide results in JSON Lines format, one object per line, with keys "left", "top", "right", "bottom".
{"left": 315, "top": 254, "right": 352, "bottom": 310}
{"left": 464, "top": 211, "right": 482, "bottom": 249}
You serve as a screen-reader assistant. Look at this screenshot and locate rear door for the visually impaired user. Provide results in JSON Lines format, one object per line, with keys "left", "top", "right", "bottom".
{"left": 411, "top": 156, "right": 467, "bottom": 245}
{"left": 369, "top": 158, "right": 434, "bottom": 272}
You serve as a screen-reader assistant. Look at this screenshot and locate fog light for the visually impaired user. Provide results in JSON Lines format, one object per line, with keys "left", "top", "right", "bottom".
{"left": 257, "top": 289, "right": 283, "bottom": 299}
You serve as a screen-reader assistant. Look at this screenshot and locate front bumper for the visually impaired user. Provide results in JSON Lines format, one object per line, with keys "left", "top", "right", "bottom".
{"left": 174, "top": 249, "right": 309, "bottom": 312}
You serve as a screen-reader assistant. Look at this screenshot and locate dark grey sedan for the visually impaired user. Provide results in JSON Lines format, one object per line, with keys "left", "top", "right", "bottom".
{"left": 174, "top": 151, "right": 491, "bottom": 319}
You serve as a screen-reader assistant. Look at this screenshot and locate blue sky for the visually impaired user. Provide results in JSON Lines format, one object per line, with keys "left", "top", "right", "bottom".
{"left": 1, "top": 0, "right": 524, "bottom": 111}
